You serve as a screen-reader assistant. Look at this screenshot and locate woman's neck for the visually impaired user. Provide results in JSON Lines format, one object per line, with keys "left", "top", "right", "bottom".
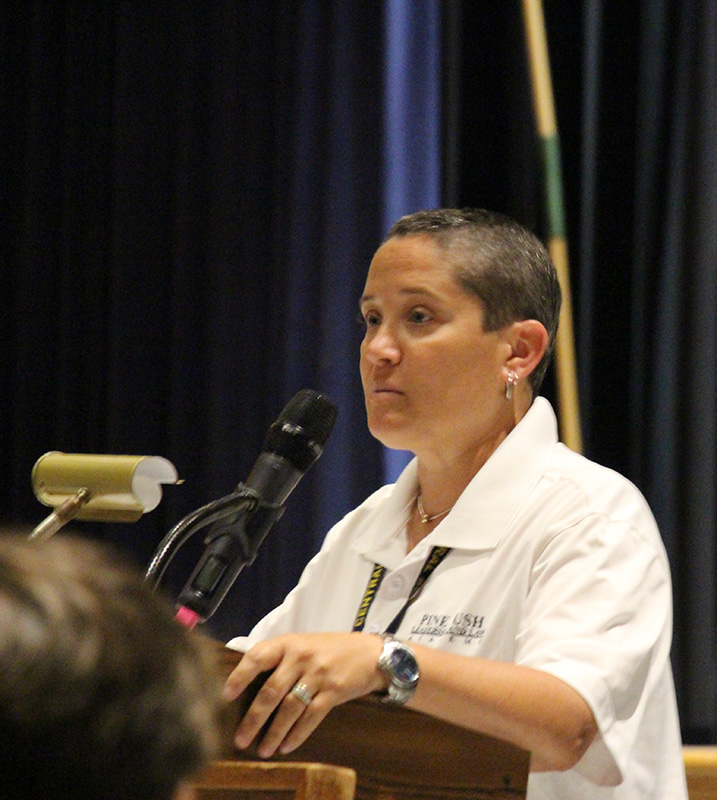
{"left": 404, "top": 451, "right": 488, "bottom": 553}
{"left": 415, "top": 432, "right": 507, "bottom": 512}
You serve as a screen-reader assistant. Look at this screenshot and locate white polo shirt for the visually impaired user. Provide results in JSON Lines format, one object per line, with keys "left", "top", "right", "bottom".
{"left": 228, "top": 398, "right": 687, "bottom": 800}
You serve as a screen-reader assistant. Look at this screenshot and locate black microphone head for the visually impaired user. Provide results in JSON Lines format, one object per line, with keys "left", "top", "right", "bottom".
{"left": 263, "top": 389, "right": 338, "bottom": 472}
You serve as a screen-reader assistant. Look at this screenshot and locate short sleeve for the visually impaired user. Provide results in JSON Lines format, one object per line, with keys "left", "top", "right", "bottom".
{"left": 515, "top": 511, "right": 672, "bottom": 785}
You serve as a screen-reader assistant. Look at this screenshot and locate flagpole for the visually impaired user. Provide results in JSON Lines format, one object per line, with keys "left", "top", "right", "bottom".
{"left": 521, "top": 0, "right": 582, "bottom": 452}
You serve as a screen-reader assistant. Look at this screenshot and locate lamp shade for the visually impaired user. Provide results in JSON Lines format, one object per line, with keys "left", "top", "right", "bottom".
{"left": 32, "top": 452, "right": 179, "bottom": 523}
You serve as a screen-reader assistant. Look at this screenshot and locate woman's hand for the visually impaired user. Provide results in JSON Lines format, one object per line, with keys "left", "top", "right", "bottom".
{"left": 223, "top": 632, "right": 597, "bottom": 771}
{"left": 223, "top": 632, "right": 386, "bottom": 758}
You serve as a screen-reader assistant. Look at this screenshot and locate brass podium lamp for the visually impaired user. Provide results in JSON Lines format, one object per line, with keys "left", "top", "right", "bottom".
{"left": 31, "top": 452, "right": 179, "bottom": 541}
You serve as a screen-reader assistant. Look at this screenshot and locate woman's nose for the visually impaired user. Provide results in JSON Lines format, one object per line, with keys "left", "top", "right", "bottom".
{"left": 363, "top": 325, "right": 401, "bottom": 364}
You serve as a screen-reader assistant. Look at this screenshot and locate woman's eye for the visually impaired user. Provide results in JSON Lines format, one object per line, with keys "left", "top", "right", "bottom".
{"left": 359, "top": 311, "right": 380, "bottom": 327}
{"left": 409, "top": 309, "right": 431, "bottom": 324}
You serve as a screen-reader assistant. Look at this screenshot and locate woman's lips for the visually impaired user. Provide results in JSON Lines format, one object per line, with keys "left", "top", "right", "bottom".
{"left": 371, "top": 386, "right": 404, "bottom": 397}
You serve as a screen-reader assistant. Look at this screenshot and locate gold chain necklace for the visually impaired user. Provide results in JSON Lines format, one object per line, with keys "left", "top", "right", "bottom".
{"left": 416, "top": 495, "right": 454, "bottom": 524}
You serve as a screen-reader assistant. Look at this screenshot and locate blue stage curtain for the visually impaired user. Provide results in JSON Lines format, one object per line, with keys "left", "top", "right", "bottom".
{"left": 3, "top": 1, "right": 715, "bottom": 742}
{"left": 565, "top": 0, "right": 717, "bottom": 742}
{"left": 1, "top": 2, "right": 443, "bottom": 640}
{"left": 627, "top": 0, "right": 717, "bottom": 742}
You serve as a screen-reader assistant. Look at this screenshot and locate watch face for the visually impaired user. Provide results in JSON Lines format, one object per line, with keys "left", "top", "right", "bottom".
{"left": 389, "top": 645, "right": 419, "bottom": 685}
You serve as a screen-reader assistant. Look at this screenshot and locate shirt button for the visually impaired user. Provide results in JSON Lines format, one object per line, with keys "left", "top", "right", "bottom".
{"left": 385, "top": 574, "right": 406, "bottom": 598}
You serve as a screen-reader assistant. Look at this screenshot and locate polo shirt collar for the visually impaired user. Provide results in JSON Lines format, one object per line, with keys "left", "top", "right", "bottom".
{"left": 352, "top": 397, "right": 558, "bottom": 563}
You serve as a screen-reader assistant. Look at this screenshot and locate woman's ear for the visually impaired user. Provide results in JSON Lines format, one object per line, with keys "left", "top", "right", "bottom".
{"left": 504, "top": 319, "right": 549, "bottom": 381}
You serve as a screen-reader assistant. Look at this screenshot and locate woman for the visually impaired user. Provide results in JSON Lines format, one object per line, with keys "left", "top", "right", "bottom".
{"left": 224, "top": 209, "right": 686, "bottom": 800}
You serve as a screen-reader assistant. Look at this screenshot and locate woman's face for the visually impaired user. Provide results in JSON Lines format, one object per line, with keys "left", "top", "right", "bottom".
{"left": 359, "top": 235, "right": 514, "bottom": 465}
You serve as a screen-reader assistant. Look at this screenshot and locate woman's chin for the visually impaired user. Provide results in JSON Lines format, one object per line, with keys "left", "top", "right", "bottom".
{"left": 367, "top": 419, "right": 416, "bottom": 452}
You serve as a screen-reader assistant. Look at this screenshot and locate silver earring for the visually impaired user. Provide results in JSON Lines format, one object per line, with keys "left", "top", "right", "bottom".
{"left": 505, "top": 370, "right": 518, "bottom": 400}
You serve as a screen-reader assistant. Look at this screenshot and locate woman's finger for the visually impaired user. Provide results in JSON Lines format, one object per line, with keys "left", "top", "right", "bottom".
{"left": 223, "top": 643, "right": 279, "bottom": 702}
{"left": 253, "top": 682, "right": 320, "bottom": 758}
{"left": 233, "top": 666, "right": 301, "bottom": 749}
{"left": 275, "top": 693, "right": 331, "bottom": 755}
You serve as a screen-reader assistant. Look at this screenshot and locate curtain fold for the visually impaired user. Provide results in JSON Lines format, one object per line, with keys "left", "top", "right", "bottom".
{"left": 561, "top": 0, "right": 717, "bottom": 740}
{"left": 629, "top": 0, "right": 717, "bottom": 740}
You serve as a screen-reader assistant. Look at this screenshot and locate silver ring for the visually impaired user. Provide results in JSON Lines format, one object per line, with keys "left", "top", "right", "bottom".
{"left": 290, "top": 681, "right": 314, "bottom": 705}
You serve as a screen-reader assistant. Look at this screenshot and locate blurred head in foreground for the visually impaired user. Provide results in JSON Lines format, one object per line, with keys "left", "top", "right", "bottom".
{"left": 0, "top": 534, "right": 222, "bottom": 800}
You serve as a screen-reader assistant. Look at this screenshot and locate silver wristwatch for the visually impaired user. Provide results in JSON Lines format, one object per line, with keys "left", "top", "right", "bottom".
{"left": 377, "top": 634, "right": 419, "bottom": 705}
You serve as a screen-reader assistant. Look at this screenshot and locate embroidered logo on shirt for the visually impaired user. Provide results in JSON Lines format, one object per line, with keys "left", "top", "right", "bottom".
{"left": 409, "top": 612, "right": 486, "bottom": 644}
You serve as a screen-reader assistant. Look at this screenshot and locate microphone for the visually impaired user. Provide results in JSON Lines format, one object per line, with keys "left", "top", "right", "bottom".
{"left": 175, "top": 389, "right": 337, "bottom": 627}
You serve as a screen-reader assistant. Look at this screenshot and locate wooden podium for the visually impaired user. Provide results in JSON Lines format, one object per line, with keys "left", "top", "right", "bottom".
{"left": 193, "top": 645, "right": 530, "bottom": 800}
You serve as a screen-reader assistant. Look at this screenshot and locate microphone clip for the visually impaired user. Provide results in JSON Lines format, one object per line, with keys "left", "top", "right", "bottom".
{"left": 172, "top": 484, "right": 287, "bottom": 623}
{"left": 199, "top": 482, "right": 287, "bottom": 565}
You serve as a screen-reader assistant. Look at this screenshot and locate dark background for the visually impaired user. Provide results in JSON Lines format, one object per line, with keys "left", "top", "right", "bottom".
{"left": 2, "top": 1, "right": 715, "bottom": 743}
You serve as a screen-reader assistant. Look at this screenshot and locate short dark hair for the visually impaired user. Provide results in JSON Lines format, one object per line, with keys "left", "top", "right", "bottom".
{"left": 0, "top": 535, "right": 222, "bottom": 800}
{"left": 386, "top": 208, "right": 562, "bottom": 393}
